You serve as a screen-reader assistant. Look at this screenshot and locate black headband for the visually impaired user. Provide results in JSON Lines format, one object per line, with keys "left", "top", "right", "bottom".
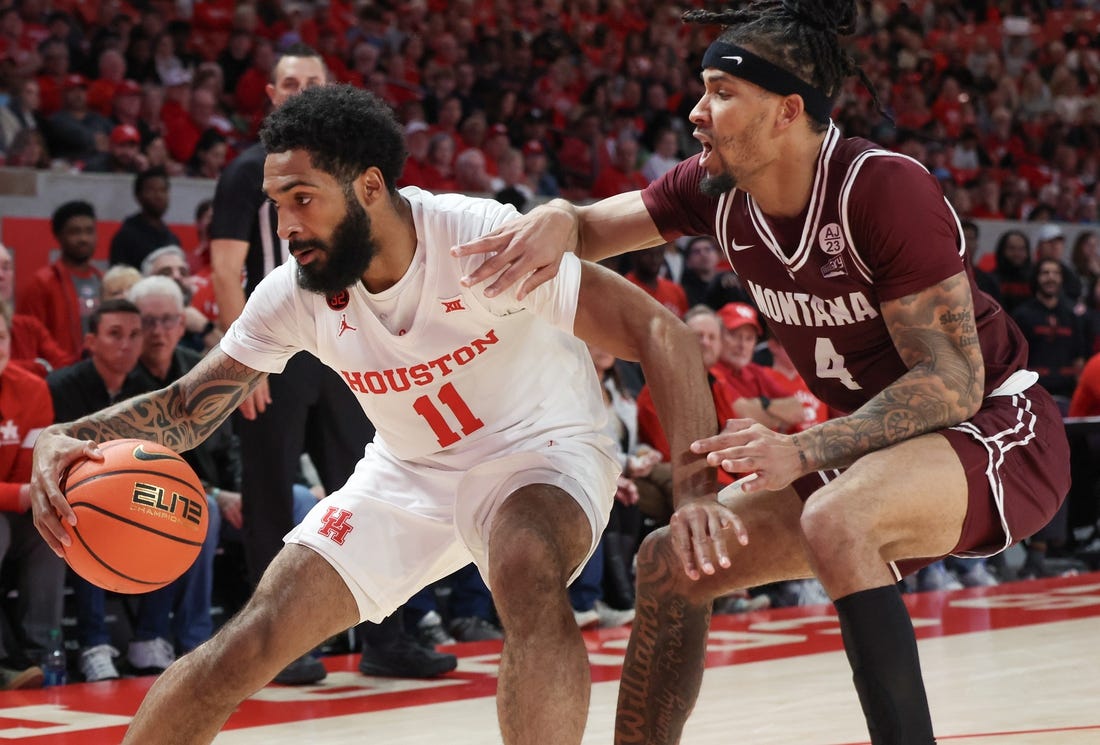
{"left": 701, "top": 41, "right": 834, "bottom": 123}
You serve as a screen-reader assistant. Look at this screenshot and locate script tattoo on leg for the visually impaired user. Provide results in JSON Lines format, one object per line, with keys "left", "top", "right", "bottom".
{"left": 616, "top": 536, "right": 713, "bottom": 745}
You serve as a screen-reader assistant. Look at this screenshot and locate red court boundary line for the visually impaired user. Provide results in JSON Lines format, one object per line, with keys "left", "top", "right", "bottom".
{"left": 834, "top": 723, "right": 1100, "bottom": 744}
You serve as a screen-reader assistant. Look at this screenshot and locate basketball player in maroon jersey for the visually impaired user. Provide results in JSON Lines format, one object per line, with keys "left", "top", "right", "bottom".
{"left": 454, "top": 2, "right": 1070, "bottom": 744}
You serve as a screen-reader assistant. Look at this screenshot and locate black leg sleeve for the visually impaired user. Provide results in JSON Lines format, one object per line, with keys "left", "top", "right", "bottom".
{"left": 834, "top": 584, "right": 936, "bottom": 745}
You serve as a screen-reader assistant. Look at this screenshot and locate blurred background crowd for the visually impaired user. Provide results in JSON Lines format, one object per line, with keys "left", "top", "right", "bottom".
{"left": 0, "top": 0, "right": 1098, "bottom": 691}
{"left": 0, "top": 0, "right": 1096, "bottom": 223}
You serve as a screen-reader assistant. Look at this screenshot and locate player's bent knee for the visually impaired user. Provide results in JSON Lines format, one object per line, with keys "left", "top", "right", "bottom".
{"left": 210, "top": 598, "right": 285, "bottom": 670}
{"left": 492, "top": 539, "right": 564, "bottom": 599}
{"left": 634, "top": 528, "right": 706, "bottom": 598}
{"left": 800, "top": 492, "right": 866, "bottom": 560}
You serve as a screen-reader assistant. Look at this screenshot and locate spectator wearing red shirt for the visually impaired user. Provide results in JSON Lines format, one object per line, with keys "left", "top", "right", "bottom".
{"left": 82, "top": 123, "right": 148, "bottom": 174}
{"left": 1069, "top": 351, "right": 1100, "bottom": 417}
{"left": 375, "top": 51, "right": 422, "bottom": 106}
{"left": 0, "top": 300, "right": 63, "bottom": 690}
{"left": 86, "top": 49, "right": 128, "bottom": 117}
{"left": 968, "top": 175, "right": 1005, "bottom": 220}
{"left": 929, "top": 75, "right": 966, "bottom": 139}
{"left": 0, "top": 7, "right": 38, "bottom": 79}
{"left": 557, "top": 107, "right": 612, "bottom": 199}
{"left": 456, "top": 110, "right": 489, "bottom": 154}
{"left": 481, "top": 122, "right": 511, "bottom": 176}
{"left": 0, "top": 243, "right": 75, "bottom": 377}
{"left": 713, "top": 302, "right": 803, "bottom": 433}
{"left": 33, "top": 37, "right": 69, "bottom": 116}
{"left": 18, "top": 201, "right": 102, "bottom": 361}
{"left": 398, "top": 120, "right": 432, "bottom": 188}
{"left": 759, "top": 336, "right": 830, "bottom": 433}
{"left": 591, "top": 133, "right": 649, "bottom": 199}
{"left": 418, "top": 132, "right": 459, "bottom": 192}
{"left": 158, "top": 67, "right": 197, "bottom": 162}
{"left": 108, "top": 79, "right": 144, "bottom": 130}
{"left": 625, "top": 244, "right": 688, "bottom": 318}
{"left": 233, "top": 38, "right": 275, "bottom": 121}
{"left": 216, "top": 30, "right": 254, "bottom": 97}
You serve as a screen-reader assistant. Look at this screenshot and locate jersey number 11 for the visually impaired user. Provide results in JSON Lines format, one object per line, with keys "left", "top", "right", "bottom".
{"left": 413, "top": 382, "right": 486, "bottom": 447}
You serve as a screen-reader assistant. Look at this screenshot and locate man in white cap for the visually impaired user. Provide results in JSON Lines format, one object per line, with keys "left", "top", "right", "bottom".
{"left": 1035, "top": 223, "right": 1081, "bottom": 302}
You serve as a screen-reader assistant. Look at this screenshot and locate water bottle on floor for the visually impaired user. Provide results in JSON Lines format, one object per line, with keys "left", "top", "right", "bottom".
{"left": 43, "top": 628, "right": 67, "bottom": 687}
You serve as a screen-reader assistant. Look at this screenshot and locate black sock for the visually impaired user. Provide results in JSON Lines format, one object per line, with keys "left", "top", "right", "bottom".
{"left": 834, "top": 585, "right": 936, "bottom": 745}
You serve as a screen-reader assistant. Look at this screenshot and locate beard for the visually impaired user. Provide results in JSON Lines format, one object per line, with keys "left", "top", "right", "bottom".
{"left": 699, "top": 171, "right": 736, "bottom": 198}
{"left": 293, "top": 193, "right": 378, "bottom": 295}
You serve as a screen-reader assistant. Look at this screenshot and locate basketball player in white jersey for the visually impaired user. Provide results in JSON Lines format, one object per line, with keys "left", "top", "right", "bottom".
{"left": 28, "top": 86, "right": 730, "bottom": 744}
{"left": 452, "top": 3, "right": 1069, "bottom": 745}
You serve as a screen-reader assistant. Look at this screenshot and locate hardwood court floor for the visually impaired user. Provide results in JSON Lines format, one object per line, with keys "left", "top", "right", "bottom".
{"left": 2, "top": 572, "right": 1098, "bottom": 744}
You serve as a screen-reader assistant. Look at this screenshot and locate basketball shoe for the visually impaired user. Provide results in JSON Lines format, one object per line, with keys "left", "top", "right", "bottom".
{"left": 574, "top": 601, "right": 635, "bottom": 629}
{"left": 273, "top": 654, "right": 327, "bottom": 685}
{"left": 358, "top": 635, "right": 458, "bottom": 678}
{"left": 415, "top": 610, "right": 457, "bottom": 647}
{"left": 448, "top": 615, "right": 503, "bottom": 642}
{"left": 80, "top": 644, "right": 120, "bottom": 682}
{"left": 127, "top": 638, "right": 175, "bottom": 674}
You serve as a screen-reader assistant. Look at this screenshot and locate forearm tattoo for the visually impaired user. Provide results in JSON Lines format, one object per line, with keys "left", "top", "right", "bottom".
{"left": 795, "top": 273, "right": 984, "bottom": 472}
{"left": 60, "top": 352, "right": 261, "bottom": 453}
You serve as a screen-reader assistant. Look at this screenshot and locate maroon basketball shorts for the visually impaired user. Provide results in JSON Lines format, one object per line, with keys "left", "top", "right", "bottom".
{"left": 792, "top": 383, "right": 1070, "bottom": 577}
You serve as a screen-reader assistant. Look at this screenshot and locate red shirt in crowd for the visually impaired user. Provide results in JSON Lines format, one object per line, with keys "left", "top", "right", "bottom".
{"left": 0, "top": 363, "right": 53, "bottom": 512}
{"left": 624, "top": 272, "right": 688, "bottom": 318}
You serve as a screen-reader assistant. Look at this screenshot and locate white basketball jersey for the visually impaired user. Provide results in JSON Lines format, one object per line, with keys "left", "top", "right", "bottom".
{"left": 221, "top": 187, "right": 609, "bottom": 465}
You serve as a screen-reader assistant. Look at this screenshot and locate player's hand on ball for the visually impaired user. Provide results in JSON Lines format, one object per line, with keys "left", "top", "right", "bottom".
{"left": 669, "top": 498, "right": 747, "bottom": 581}
{"left": 30, "top": 429, "right": 102, "bottom": 556}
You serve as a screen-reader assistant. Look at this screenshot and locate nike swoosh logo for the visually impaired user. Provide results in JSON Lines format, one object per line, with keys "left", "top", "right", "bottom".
{"left": 132, "top": 444, "right": 180, "bottom": 462}
{"left": 729, "top": 241, "right": 755, "bottom": 251}
{"left": 722, "top": 55, "right": 743, "bottom": 64}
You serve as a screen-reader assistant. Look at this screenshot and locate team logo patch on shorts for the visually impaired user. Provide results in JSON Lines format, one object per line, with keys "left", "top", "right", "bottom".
{"left": 318, "top": 506, "right": 354, "bottom": 544}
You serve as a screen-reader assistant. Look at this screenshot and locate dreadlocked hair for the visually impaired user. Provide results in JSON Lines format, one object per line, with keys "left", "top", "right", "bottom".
{"left": 260, "top": 85, "right": 407, "bottom": 194}
{"left": 684, "top": 0, "right": 885, "bottom": 131}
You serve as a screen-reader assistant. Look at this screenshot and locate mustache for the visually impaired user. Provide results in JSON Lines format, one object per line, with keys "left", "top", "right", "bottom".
{"left": 289, "top": 239, "right": 326, "bottom": 252}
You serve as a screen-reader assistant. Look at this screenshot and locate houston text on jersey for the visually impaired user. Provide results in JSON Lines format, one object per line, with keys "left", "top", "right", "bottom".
{"left": 339, "top": 329, "right": 500, "bottom": 394}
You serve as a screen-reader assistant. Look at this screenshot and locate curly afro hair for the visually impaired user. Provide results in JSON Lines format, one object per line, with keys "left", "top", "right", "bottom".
{"left": 260, "top": 85, "right": 407, "bottom": 193}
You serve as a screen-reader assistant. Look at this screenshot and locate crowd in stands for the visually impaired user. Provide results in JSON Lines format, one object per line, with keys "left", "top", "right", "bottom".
{"left": 0, "top": 0, "right": 1096, "bottom": 222}
{"left": 0, "top": 0, "right": 1099, "bottom": 690}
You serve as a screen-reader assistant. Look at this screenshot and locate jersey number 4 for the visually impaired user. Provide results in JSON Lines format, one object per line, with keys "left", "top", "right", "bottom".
{"left": 413, "top": 382, "right": 485, "bottom": 447}
{"left": 814, "top": 338, "right": 861, "bottom": 391}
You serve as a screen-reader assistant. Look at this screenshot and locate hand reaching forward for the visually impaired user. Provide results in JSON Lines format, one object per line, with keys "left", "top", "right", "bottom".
{"left": 668, "top": 498, "right": 748, "bottom": 581}
{"left": 30, "top": 431, "right": 103, "bottom": 556}
{"left": 691, "top": 418, "right": 807, "bottom": 493}
{"left": 451, "top": 203, "right": 576, "bottom": 299}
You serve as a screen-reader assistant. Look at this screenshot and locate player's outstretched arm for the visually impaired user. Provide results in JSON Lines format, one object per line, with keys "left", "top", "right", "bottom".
{"left": 453, "top": 191, "right": 663, "bottom": 300}
{"left": 791, "top": 271, "right": 984, "bottom": 474}
{"left": 573, "top": 262, "right": 746, "bottom": 579}
{"left": 696, "top": 272, "right": 985, "bottom": 492}
{"left": 30, "top": 348, "right": 265, "bottom": 554}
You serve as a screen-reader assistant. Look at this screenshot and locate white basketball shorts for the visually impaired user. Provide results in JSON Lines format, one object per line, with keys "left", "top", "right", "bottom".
{"left": 284, "top": 435, "right": 620, "bottom": 623}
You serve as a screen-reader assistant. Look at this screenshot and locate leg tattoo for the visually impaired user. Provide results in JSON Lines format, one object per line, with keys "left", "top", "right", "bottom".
{"left": 615, "top": 537, "right": 712, "bottom": 745}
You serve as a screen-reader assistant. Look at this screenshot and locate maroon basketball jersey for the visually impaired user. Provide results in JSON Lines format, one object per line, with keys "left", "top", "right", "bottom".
{"left": 642, "top": 125, "right": 1028, "bottom": 414}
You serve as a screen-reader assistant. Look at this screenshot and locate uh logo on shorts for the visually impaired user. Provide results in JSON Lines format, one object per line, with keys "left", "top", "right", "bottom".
{"left": 318, "top": 505, "right": 354, "bottom": 544}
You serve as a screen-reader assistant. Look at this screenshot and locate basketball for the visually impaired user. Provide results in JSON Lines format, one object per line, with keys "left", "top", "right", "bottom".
{"left": 60, "top": 438, "right": 209, "bottom": 594}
